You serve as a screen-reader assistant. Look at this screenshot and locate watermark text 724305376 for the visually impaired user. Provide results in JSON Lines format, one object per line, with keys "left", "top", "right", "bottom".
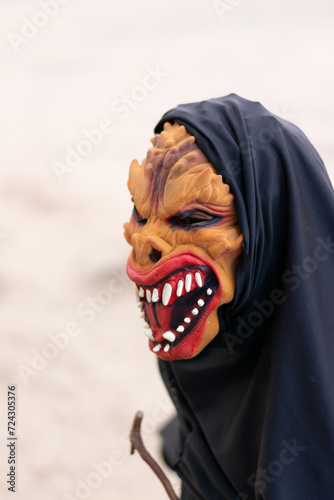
{"left": 7, "top": 385, "right": 17, "bottom": 492}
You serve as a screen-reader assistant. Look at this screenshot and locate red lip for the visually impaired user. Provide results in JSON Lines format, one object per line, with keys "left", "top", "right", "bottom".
{"left": 127, "top": 253, "right": 216, "bottom": 285}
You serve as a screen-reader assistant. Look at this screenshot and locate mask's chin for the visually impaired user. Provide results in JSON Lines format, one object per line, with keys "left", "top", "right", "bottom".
{"left": 127, "top": 252, "right": 224, "bottom": 360}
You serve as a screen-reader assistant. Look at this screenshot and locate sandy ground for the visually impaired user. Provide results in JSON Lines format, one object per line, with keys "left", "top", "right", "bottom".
{"left": 0, "top": 1, "right": 333, "bottom": 499}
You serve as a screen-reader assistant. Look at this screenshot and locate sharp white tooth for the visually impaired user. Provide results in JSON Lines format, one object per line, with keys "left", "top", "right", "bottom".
{"left": 162, "top": 331, "right": 176, "bottom": 342}
{"left": 153, "top": 343, "right": 161, "bottom": 352}
{"left": 146, "top": 289, "right": 152, "bottom": 303}
{"left": 143, "top": 322, "right": 149, "bottom": 328}
{"left": 152, "top": 288, "right": 159, "bottom": 302}
{"left": 176, "top": 325, "right": 184, "bottom": 333}
{"left": 140, "top": 312, "right": 146, "bottom": 319}
{"left": 137, "top": 301, "right": 143, "bottom": 308}
{"left": 162, "top": 283, "right": 172, "bottom": 306}
{"left": 195, "top": 272, "right": 202, "bottom": 287}
{"left": 197, "top": 299, "right": 205, "bottom": 307}
{"left": 191, "top": 308, "right": 199, "bottom": 315}
{"left": 185, "top": 274, "right": 192, "bottom": 292}
{"left": 176, "top": 280, "right": 184, "bottom": 297}
{"left": 164, "top": 344, "right": 170, "bottom": 352}
{"left": 184, "top": 317, "right": 191, "bottom": 323}
{"left": 144, "top": 328, "right": 155, "bottom": 341}
{"left": 139, "top": 287, "right": 144, "bottom": 297}
{"left": 206, "top": 288, "right": 213, "bottom": 295}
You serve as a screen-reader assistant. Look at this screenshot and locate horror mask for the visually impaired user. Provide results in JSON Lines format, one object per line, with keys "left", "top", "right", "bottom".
{"left": 124, "top": 123, "right": 243, "bottom": 360}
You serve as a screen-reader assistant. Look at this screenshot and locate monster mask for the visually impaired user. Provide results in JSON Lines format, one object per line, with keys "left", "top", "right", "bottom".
{"left": 124, "top": 123, "right": 243, "bottom": 360}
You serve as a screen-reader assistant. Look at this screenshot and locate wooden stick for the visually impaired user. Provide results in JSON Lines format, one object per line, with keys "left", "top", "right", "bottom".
{"left": 130, "top": 410, "right": 180, "bottom": 500}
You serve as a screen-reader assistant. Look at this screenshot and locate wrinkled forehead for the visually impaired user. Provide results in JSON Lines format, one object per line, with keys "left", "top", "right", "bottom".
{"left": 128, "top": 122, "right": 233, "bottom": 218}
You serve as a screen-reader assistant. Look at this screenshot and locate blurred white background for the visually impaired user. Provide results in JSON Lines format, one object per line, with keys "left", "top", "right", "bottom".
{"left": 0, "top": 1, "right": 333, "bottom": 499}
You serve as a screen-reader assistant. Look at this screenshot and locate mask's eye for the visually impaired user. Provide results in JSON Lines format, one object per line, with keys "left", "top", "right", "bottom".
{"left": 170, "top": 210, "right": 217, "bottom": 226}
{"left": 132, "top": 205, "right": 147, "bottom": 225}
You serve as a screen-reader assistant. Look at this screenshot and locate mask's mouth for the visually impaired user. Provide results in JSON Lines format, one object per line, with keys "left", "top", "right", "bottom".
{"left": 127, "top": 253, "right": 221, "bottom": 359}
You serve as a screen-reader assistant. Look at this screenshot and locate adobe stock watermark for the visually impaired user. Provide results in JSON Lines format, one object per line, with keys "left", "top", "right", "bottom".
{"left": 236, "top": 439, "right": 306, "bottom": 499}
{"left": 62, "top": 397, "right": 175, "bottom": 500}
{"left": 61, "top": 449, "right": 126, "bottom": 500}
{"left": 212, "top": 0, "right": 246, "bottom": 21}
{"left": 52, "top": 65, "right": 169, "bottom": 182}
{"left": 7, "top": 0, "right": 71, "bottom": 53}
{"left": 271, "top": 106, "right": 297, "bottom": 122}
{"left": 223, "top": 235, "right": 334, "bottom": 353}
{"left": 17, "top": 267, "right": 131, "bottom": 385}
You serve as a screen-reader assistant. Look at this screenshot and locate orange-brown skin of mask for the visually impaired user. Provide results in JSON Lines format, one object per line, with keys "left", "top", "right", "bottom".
{"left": 124, "top": 123, "right": 244, "bottom": 359}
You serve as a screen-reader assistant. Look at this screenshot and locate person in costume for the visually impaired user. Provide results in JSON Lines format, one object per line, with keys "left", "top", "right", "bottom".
{"left": 124, "top": 95, "right": 334, "bottom": 500}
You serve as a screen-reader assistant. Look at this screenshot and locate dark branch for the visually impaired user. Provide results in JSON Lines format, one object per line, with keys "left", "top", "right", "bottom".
{"left": 130, "top": 410, "right": 180, "bottom": 500}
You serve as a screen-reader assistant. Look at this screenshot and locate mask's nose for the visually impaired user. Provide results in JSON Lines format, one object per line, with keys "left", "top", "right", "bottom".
{"left": 131, "top": 233, "right": 172, "bottom": 266}
{"left": 149, "top": 248, "right": 162, "bottom": 262}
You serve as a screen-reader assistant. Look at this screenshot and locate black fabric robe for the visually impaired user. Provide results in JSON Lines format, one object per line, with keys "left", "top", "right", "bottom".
{"left": 154, "top": 94, "right": 334, "bottom": 500}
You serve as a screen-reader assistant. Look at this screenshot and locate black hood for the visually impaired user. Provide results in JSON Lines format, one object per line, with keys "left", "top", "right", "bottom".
{"left": 154, "top": 94, "right": 334, "bottom": 500}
